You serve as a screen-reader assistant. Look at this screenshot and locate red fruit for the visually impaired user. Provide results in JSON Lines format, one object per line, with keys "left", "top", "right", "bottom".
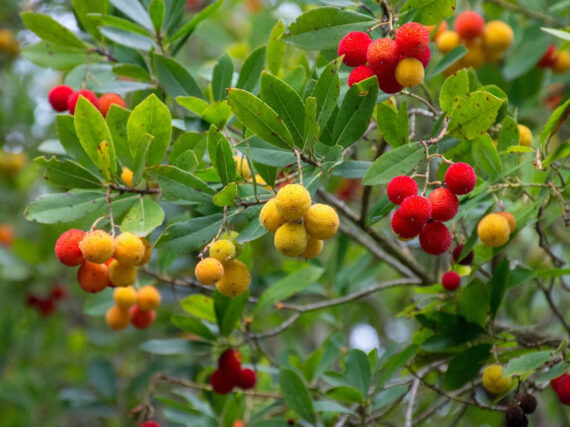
{"left": 367, "top": 38, "right": 400, "bottom": 72}
{"left": 55, "top": 229, "right": 86, "bottom": 266}
{"left": 538, "top": 45, "right": 557, "bottom": 68}
{"left": 441, "top": 271, "right": 461, "bottom": 291}
{"left": 399, "top": 195, "right": 432, "bottom": 226}
{"left": 130, "top": 305, "right": 155, "bottom": 329}
{"left": 391, "top": 209, "right": 423, "bottom": 239}
{"left": 219, "top": 349, "right": 242, "bottom": 376}
{"left": 454, "top": 11, "right": 485, "bottom": 39}
{"left": 419, "top": 221, "right": 452, "bottom": 255}
{"left": 551, "top": 374, "right": 570, "bottom": 406}
{"left": 451, "top": 244, "right": 474, "bottom": 265}
{"left": 37, "top": 298, "right": 56, "bottom": 316}
{"left": 139, "top": 422, "right": 160, "bottom": 427}
{"left": 376, "top": 67, "right": 403, "bottom": 94}
{"left": 445, "top": 162, "right": 476, "bottom": 195}
{"left": 428, "top": 187, "right": 459, "bottom": 221}
{"left": 67, "top": 89, "right": 99, "bottom": 115}
{"left": 50, "top": 284, "right": 67, "bottom": 301}
{"left": 338, "top": 31, "right": 372, "bottom": 67}
{"left": 210, "top": 368, "right": 235, "bottom": 394}
{"left": 395, "top": 22, "right": 430, "bottom": 57}
{"left": 48, "top": 85, "right": 74, "bottom": 112}
{"left": 236, "top": 368, "right": 257, "bottom": 389}
{"left": 413, "top": 46, "right": 431, "bottom": 68}
{"left": 98, "top": 93, "right": 126, "bottom": 117}
{"left": 387, "top": 175, "right": 418, "bottom": 205}
{"left": 77, "top": 261, "right": 110, "bottom": 293}
{"left": 348, "top": 65, "right": 376, "bottom": 87}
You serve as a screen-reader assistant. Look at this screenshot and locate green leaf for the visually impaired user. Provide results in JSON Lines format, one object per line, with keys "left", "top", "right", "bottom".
{"left": 170, "top": 0, "right": 223, "bottom": 43}
{"left": 22, "top": 42, "right": 96, "bottom": 71}
{"left": 489, "top": 258, "right": 510, "bottom": 319}
{"left": 169, "top": 132, "right": 207, "bottom": 165}
{"left": 214, "top": 291, "right": 249, "bottom": 335}
{"left": 153, "top": 54, "right": 204, "bottom": 99}
{"left": 444, "top": 344, "right": 492, "bottom": 390}
{"left": 72, "top": 0, "right": 107, "bottom": 40}
{"left": 34, "top": 156, "right": 102, "bottom": 189}
{"left": 366, "top": 194, "right": 393, "bottom": 226}
{"left": 180, "top": 294, "right": 217, "bottom": 323}
{"left": 326, "top": 386, "right": 363, "bottom": 404}
{"left": 227, "top": 88, "right": 293, "bottom": 149}
{"left": 208, "top": 125, "right": 236, "bottom": 185}
{"left": 311, "top": 58, "right": 342, "bottom": 133}
{"left": 149, "top": 165, "right": 214, "bottom": 204}
{"left": 401, "top": 0, "right": 456, "bottom": 25}
{"left": 254, "top": 265, "right": 324, "bottom": 312}
{"left": 303, "top": 96, "right": 319, "bottom": 153}
{"left": 377, "top": 345, "right": 418, "bottom": 388}
{"left": 149, "top": 0, "right": 165, "bottom": 32}
{"left": 171, "top": 315, "right": 216, "bottom": 341}
{"left": 426, "top": 45, "right": 467, "bottom": 79}
{"left": 540, "top": 99, "right": 570, "bottom": 148}
{"left": 21, "top": 12, "right": 86, "bottom": 48}
{"left": 279, "top": 368, "right": 314, "bottom": 421}
{"left": 106, "top": 104, "right": 134, "bottom": 169}
{"left": 131, "top": 134, "right": 152, "bottom": 187}
{"left": 535, "top": 361, "right": 570, "bottom": 384}
{"left": 371, "top": 385, "right": 409, "bottom": 411}
{"left": 127, "top": 94, "right": 172, "bottom": 166}
{"left": 498, "top": 116, "right": 519, "bottom": 151}
{"left": 346, "top": 349, "right": 371, "bottom": 397}
{"left": 267, "top": 20, "right": 286, "bottom": 75}
{"left": 155, "top": 214, "right": 223, "bottom": 252}
{"left": 457, "top": 279, "right": 490, "bottom": 326}
{"left": 331, "top": 76, "right": 378, "bottom": 148}
{"left": 139, "top": 338, "right": 194, "bottom": 355}
{"left": 108, "top": 0, "right": 154, "bottom": 31}
{"left": 88, "top": 14, "right": 152, "bottom": 36}
{"left": 99, "top": 26, "right": 156, "bottom": 51}
{"left": 213, "top": 183, "right": 237, "bottom": 206}
{"left": 362, "top": 143, "right": 424, "bottom": 185}
{"left": 504, "top": 26, "right": 550, "bottom": 80}
{"left": 25, "top": 190, "right": 105, "bottom": 224}
{"left": 285, "top": 7, "right": 375, "bottom": 50}
{"left": 544, "top": 142, "right": 570, "bottom": 168}
{"left": 503, "top": 350, "right": 551, "bottom": 376}
{"left": 120, "top": 196, "right": 164, "bottom": 236}
{"left": 471, "top": 134, "right": 502, "bottom": 178}
{"left": 376, "top": 101, "right": 409, "bottom": 147}
{"left": 236, "top": 45, "right": 266, "bottom": 93}
{"left": 447, "top": 91, "right": 503, "bottom": 140}
{"left": 541, "top": 27, "right": 570, "bottom": 42}
{"left": 235, "top": 138, "right": 296, "bottom": 167}
{"left": 212, "top": 53, "right": 233, "bottom": 102}
{"left": 416, "top": 312, "right": 484, "bottom": 351}
{"left": 313, "top": 400, "right": 356, "bottom": 415}
{"left": 331, "top": 160, "right": 371, "bottom": 179}
{"left": 439, "top": 69, "right": 469, "bottom": 115}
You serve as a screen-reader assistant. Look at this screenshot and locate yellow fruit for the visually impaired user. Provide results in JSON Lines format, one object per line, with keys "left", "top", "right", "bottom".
{"left": 209, "top": 239, "right": 237, "bottom": 263}
{"left": 137, "top": 238, "right": 153, "bottom": 266}
{"left": 477, "top": 213, "right": 511, "bottom": 247}
{"left": 251, "top": 174, "right": 272, "bottom": 190}
{"left": 0, "top": 29, "right": 19, "bottom": 56}
{"left": 215, "top": 260, "right": 251, "bottom": 297}
{"left": 274, "top": 222, "right": 308, "bottom": 257}
{"left": 234, "top": 156, "right": 251, "bottom": 179}
{"left": 121, "top": 167, "right": 133, "bottom": 187}
{"left": 113, "top": 286, "right": 137, "bottom": 308}
{"left": 301, "top": 237, "right": 323, "bottom": 259}
{"left": 195, "top": 257, "right": 224, "bottom": 285}
{"left": 483, "top": 21, "right": 514, "bottom": 52}
{"left": 275, "top": 184, "right": 311, "bottom": 221}
{"left": 552, "top": 50, "right": 570, "bottom": 74}
{"left": 436, "top": 31, "right": 460, "bottom": 54}
{"left": 460, "top": 37, "right": 485, "bottom": 69}
{"left": 482, "top": 364, "right": 512, "bottom": 394}
{"left": 259, "top": 199, "right": 287, "bottom": 232}
{"left": 114, "top": 232, "right": 145, "bottom": 265}
{"left": 395, "top": 58, "right": 424, "bottom": 88}
{"left": 518, "top": 124, "right": 532, "bottom": 147}
{"left": 79, "top": 230, "right": 115, "bottom": 264}
{"left": 108, "top": 259, "right": 137, "bottom": 287}
{"left": 136, "top": 285, "right": 161, "bottom": 310}
{"left": 303, "top": 204, "right": 340, "bottom": 240}
{"left": 105, "top": 305, "right": 131, "bottom": 330}
{"left": 496, "top": 211, "right": 516, "bottom": 233}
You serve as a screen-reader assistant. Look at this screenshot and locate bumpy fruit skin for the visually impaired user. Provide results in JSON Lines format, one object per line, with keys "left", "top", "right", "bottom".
{"left": 114, "top": 232, "right": 145, "bottom": 265}
{"left": 497, "top": 211, "right": 516, "bottom": 233}
{"left": 67, "top": 89, "right": 98, "bottom": 115}
{"left": 517, "top": 124, "right": 532, "bottom": 146}
{"left": 303, "top": 204, "right": 339, "bottom": 240}
{"left": 113, "top": 286, "right": 137, "bottom": 308}
{"left": 195, "top": 257, "right": 224, "bottom": 285}
{"left": 338, "top": 31, "right": 372, "bottom": 67}
{"left": 412, "top": 47, "right": 431, "bottom": 68}
{"left": 445, "top": 162, "right": 476, "bottom": 195}
{"left": 136, "top": 286, "right": 161, "bottom": 310}
{"left": 55, "top": 229, "right": 86, "bottom": 266}
{"left": 391, "top": 209, "right": 423, "bottom": 240}
{"left": 454, "top": 11, "right": 484, "bottom": 39}
{"left": 376, "top": 67, "right": 404, "bottom": 94}
{"left": 216, "top": 260, "right": 251, "bottom": 297}
{"left": 210, "top": 369, "right": 235, "bottom": 394}
{"left": 428, "top": 188, "right": 459, "bottom": 221}
{"left": 518, "top": 393, "right": 537, "bottom": 414}
{"left": 260, "top": 199, "right": 287, "bottom": 232}
{"left": 137, "top": 238, "right": 153, "bottom": 266}
{"left": 505, "top": 405, "right": 525, "bottom": 427}
{"left": 399, "top": 195, "right": 432, "bottom": 226}
{"left": 551, "top": 374, "right": 570, "bottom": 406}
{"left": 108, "top": 259, "right": 137, "bottom": 287}
{"left": 121, "top": 166, "right": 133, "bottom": 187}
{"left": 348, "top": 65, "right": 376, "bottom": 87}
{"left": 441, "top": 271, "right": 461, "bottom": 291}
{"left": 98, "top": 93, "right": 126, "bottom": 117}
{"left": 105, "top": 305, "right": 131, "bottom": 330}
{"left": 553, "top": 51, "right": 570, "bottom": 74}
{"left": 234, "top": 155, "right": 251, "bottom": 179}
{"left": 237, "top": 368, "right": 257, "bottom": 389}
{"left": 367, "top": 38, "right": 400, "bottom": 72}
{"left": 477, "top": 213, "right": 511, "bottom": 247}
{"left": 387, "top": 176, "right": 418, "bottom": 205}
{"left": 483, "top": 21, "right": 514, "bottom": 52}
{"left": 80, "top": 230, "right": 115, "bottom": 264}
{"left": 275, "top": 184, "right": 312, "bottom": 221}
{"left": 219, "top": 348, "right": 242, "bottom": 374}
{"left": 395, "top": 22, "right": 430, "bottom": 56}
{"left": 436, "top": 31, "right": 460, "bottom": 54}
{"left": 395, "top": 58, "right": 424, "bottom": 87}
{"left": 419, "top": 221, "right": 452, "bottom": 255}
{"left": 130, "top": 305, "right": 155, "bottom": 329}
{"left": 460, "top": 37, "right": 484, "bottom": 69}
{"left": 274, "top": 222, "right": 308, "bottom": 257}
{"left": 451, "top": 244, "right": 474, "bottom": 265}
{"left": 301, "top": 237, "right": 324, "bottom": 259}
{"left": 77, "top": 261, "right": 110, "bottom": 293}
{"left": 48, "top": 85, "right": 74, "bottom": 112}
{"left": 482, "top": 364, "right": 512, "bottom": 394}
{"left": 209, "top": 239, "right": 237, "bottom": 263}
{"left": 538, "top": 45, "right": 557, "bottom": 68}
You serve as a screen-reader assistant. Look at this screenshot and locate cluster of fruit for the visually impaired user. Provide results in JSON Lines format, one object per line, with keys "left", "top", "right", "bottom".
{"left": 434, "top": 11, "right": 514, "bottom": 74}
{"left": 551, "top": 373, "right": 570, "bottom": 406}
{"left": 47, "top": 85, "right": 126, "bottom": 117}
{"left": 338, "top": 22, "right": 431, "bottom": 93}
{"left": 259, "top": 184, "right": 339, "bottom": 259}
{"left": 537, "top": 44, "right": 570, "bottom": 74}
{"left": 194, "top": 238, "right": 251, "bottom": 298}
{"left": 55, "top": 229, "right": 152, "bottom": 292}
{"left": 387, "top": 162, "right": 476, "bottom": 255}
{"left": 105, "top": 286, "right": 160, "bottom": 330}
{"left": 505, "top": 393, "right": 538, "bottom": 427}
{"left": 25, "top": 285, "right": 66, "bottom": 317}
{"left": 210, "top": 348, "right": 257, "bottom": 394}
{"left": 477, "top": 211, "right": 516, "bottom": 248}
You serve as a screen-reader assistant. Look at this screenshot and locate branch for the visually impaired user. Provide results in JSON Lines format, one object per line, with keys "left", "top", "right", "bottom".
{"left": 109, "top": 184, "right": 161, "bottom": 195}
{"left": 405, "top": 378, "right": 420, "bottom": 427}
{"left": 484, "top": 0, "right": 561, "bottom": 26}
